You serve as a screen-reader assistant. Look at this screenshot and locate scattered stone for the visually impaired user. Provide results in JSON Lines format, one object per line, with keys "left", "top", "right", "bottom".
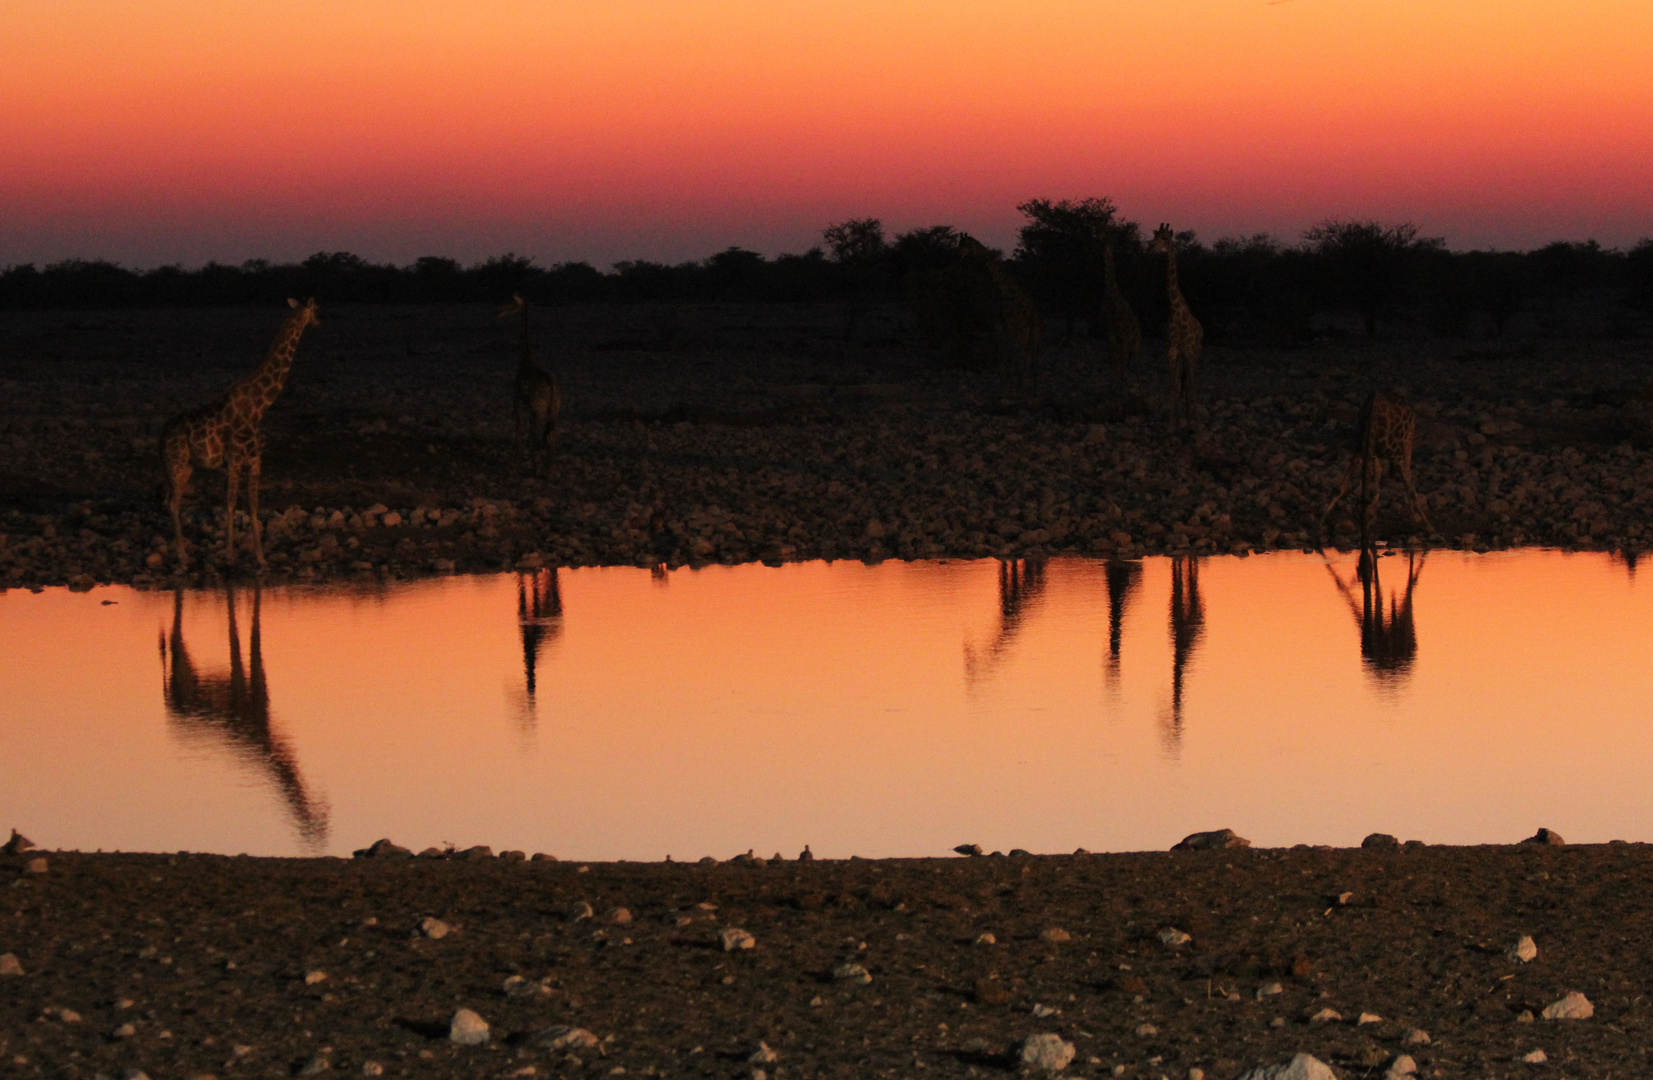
{"left": 530, "top": 853, "right": 557, "bottom": 862}
{"left": 1517, "top": 1010, "right": 1535, "bottom": 1023}
{"left": 502, "top": 974, "right": 551, "bottom": 999}
{"left": 1173, "top": 829, "right": 1251, "bottom": 851}
{"left": 748, "top": 1042, "right": 778, "bottom": 1064}
{"left": 1308, "top": 1007, "right": 1342, "bottom": 1023}
{"left": 361, "top": 1063, "right": 384, "bottom": 1077}
{"left": 974, "top": 933, "right": 997, "bottom": 946}
{"left": 1, "top": 829, "right": 33, "bottom": 855}
{"left": 298, "top": 1053, "right": 331, "bottom": 1075}
{"left": 1333, "top": 891, "right": 1355, "bottom": 906}
{"left": 0, "top": 954, "right": 22, "bottom": 976}
{"left": 304, "top": 970, "right": 327, "bottom": 985}
{"left": 1508, "top": 935, "right": 1538, "bottom": 962}
{"left": 973, "top": 977, "right": 1010, "bottom": 1004}
{"left": 1541, "top": 991, "right": 1593, "bottom": 1020}
{"left": 1523, "top": 828, "right": 1565, "bottom": 846}
{"left": 1357, "top": 1012, "right": 1381, "bottom": 1025}
{"left": 954, "top": 843, "right": 983, "bottom": 857}
{"left": 499, "top": 850, "right": 526, "bottom": 862}
{"left": 1019, "top": 1033, "right": 1076, "bottom": 1071}
{"left": 1040, "top": 927, "right": 1072, "bottom": 943}
{"left": 1257, "top": 982, "right": 1283, "bottom": 999}
{"left": 419, "top": 917, "right": 451, "bottom": 939}
{"left": 606, "top": 907, "right": 632, "bottom": 925}
{"left": 832, "top": 962, "right": 872, "bottom": 985}
{"left": 449, "top": 1008, "right": 490, "bottom": 1045}
{"left": 534, "top": 1026, "right": 599, "bottom": 1051}
{"left": 112, "top": 1022, "right": 137, "bottom": 1038}
{"left": 720, "top": 928, "right": 756, "bottom": 951}
{"left": 352, "top": 839, "right": 411, "bottom": 859}
{"left": 122, "top": 1070, "right": 151, "bottom": 1080}
{"left": 1135, "top": 1023, "right": 1158, "bottom": 1036}
{"left": 1361, "top": 833, "right": 1400, "bottom": 849}
{"left": 58, "top": 1008, "right": 82, "bottom": 1023}
{"left": 568, "top": 902, "right": 594, "bottom": 922}
{"left": 1522, "top": 1049, "right": 1548, "bottom": 1064}
{"left": 1159, "top": 927, "right": 1192, "bottom": 947}
{"left": 1384, "top": 1054, "right": 1418, "bottom": 1078}
{"left": 1238, "top": 1053, "right": 1338, "bottom": 1080}
{"left": 416, "top": 847, "right": 446, "bottom": 859}
{"left": 24, "top": 857, "right": 47, "bottom": 874}
{"left": 1401, "top": 1029, "right": 1431, "bottom": 1045}
{"left": 1009, "top": 848, "right": 1032, "bottom": 857}
{"left": 456, "top": 845, "right": 493, "bottom": 860}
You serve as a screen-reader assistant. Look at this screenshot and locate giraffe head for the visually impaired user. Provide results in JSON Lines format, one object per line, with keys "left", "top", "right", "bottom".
{"left": 499, "top": 293, "right": 527, "bottom": 320}
{"left": 1149, "top": 224, "right": 1177, "bottom": 254}
{"left": 286, "top": 297, "right": 320, "bottom": 328}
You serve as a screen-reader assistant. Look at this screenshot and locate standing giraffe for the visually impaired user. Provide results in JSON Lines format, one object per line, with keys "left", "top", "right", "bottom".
{"left": 1149, "top": 224, "right": 1202, "bottom": 425}
{"left": 958, "top": 236, "right": 1041, "bottom": 394}
{"left": 1319, "top": 390, "right": 1436, "bottom": 545}
{"left": 1100, "top": 238, "right": 1141, "bottom": 379}
{"left": 500, "top": 294, "right": 561, "bottom": 474}
{"left": 162, "top": 298, "right": 318, "bottom": 568}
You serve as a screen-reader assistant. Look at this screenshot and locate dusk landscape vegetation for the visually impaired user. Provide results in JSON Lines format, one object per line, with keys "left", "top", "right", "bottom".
{"left": 4, "top": 3, "right": 1653, "bottom": 1078}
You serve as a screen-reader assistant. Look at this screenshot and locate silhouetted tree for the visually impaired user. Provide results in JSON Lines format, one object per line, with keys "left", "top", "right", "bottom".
{"left": 1303, "top": 220, "right": 1444, "bottom": 337}
{"left": 1628, "top": 239, "right": 1653, "bottom": 313}
{"left": 1013, "top": 197, "right": 1128, "bottom": 340}
{"left": 822, "top": 218, "right": 890, "bottom": 341}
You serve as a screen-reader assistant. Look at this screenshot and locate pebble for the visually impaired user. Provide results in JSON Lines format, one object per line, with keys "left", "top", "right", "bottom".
{"left": 1357, "top": 1012, "right": 1382, "bottom": 1025}
{"left": 1361, "top": 833, "right": 1400, "bottom": 849}
{"left": 568, "top": 901, "right": 595, "bottom": 922}
{"left": 58, "top": 1008, "right": 82, "bottom": 1023}
{"left": 503, "top": 974, "right": 552, "bottom": 999}
{"left": 122, "top": 1070, "right": 151, "bottom": 1080}
{"left": 419, "top": 917, "right": 451, "bottom": 939}
{"left": 832, "top": 962, "right": 872, "bottom": 984}
{"left": 352, "top": 839, "right": 411, "bottom": 859}
{"left": 1308, "top": 1008, "right": 1342, "bottom": 1023}
{"left": 1135, "top": 1023, "right": 1158, "bottom": 1036}
{"left": 1173, "top": 829, "right": 1251, "bottom": 851}
{"left": 112, "top": 1022, "right": 137, "bottom": 1038}
{"left": 534, "top": 1026, "right": 599, "bottom": 1051}
{"left": 1384, "top": 1054, "right": 1418, "bottom": 1079}
{"left": 607, "top": 907, "right": 632, "bottom": 925}
{"left": 1522, "top": 828, "right": 1566, "bottom": 846}
{"left": 748, "top": 1042, "right": 778, "bottom": 1064}
{"left": 1522, "top": 1049, "right": 1548, "bottom": 1064}
{"left": 1040, "top": 927, "right": 1072, "bottom": 943}
{"left": 304, "top": 970, "right": 327, "bottom": 985}
{"left": 1541, "top": 991, "right": 1593, "bottom": 1020}
{"left": 1189, "top": 1070, "right": 1205, "bottom": 1080}
{"left": 1031, "top": 1003, "right": 1059, "bottom": 1018}
{"left": 1401, "top": 1029, "right": 1431, "bottom": 1045}
{"left": 1019, "top": 1033, "right": 1076, "bottom": 1071}
{"left": 974, "top": 933, "right": 997, "bottom": 946}
{"left": 720, "top": 928, "right": 756, "bottom": 951}
{"left": 361, "top": 1063, "right": 384, "bottom": 1077}
{"left": 0, "top": 953, "right": 22, "bottom": 976}
{"left": 449, "top": 1008, "right": 490, "bottom": 1045}
{"left": 1256, "top": 982, "right": 1283, "bottom": 999}
{"left": 1508, "top": 935, "right": 1538, "bottom": 962}
{"left": 1159, "top": 927, "right": 1192, "bottom": 947}
{"left": 298, "top": 1054, "right": 331, "bottom": 1075}
{"left": 1238, "top": 1053, "right": 1338, "bottom": 1080}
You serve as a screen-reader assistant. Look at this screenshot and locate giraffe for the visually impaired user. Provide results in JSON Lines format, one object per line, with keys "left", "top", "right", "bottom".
{"left": 1149, "top": 224, "right": 1202, "bottom": 425}
{"left": 499, "top": 294, "right": 561, "bottom": 474}
{"left": 963, "top": 557, "right": 1047, "bottom": 690}
{"left": 161, "top": 298, "right": 318, "bottom": 568}
{"left": 958, "top": 236, "right": 1042, "bottom": 394}
{"left": 1324, "top": 549, "right": 1425, "bottom": 683}
{"left": 1103, "top": 558, "right": 1142, "bottom": 692}
{"left": 159, "top": 585, "right": 329, "bottom": 848}
{"left": 1100, "top": 238, "right": 1141, "bottom": 380}
{"left": 1318, "top": 390, "right": 1437, "bottom": 545}
{"left": 1164, "top": 555, "right": 1205, "bottom": 754}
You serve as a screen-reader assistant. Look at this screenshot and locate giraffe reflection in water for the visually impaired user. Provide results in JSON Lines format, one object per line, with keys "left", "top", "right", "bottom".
{"left": 1103, "top": 559, "right": 1143, "bottom": 695}
{"left": 964, "top": 558, "right": 1047, "bottom": 689}
{"left": 1162, "top": 556, "right": 1206, "bottom": 756}
{"left": 516, "top": 568, "right": 565, "bottom": 730}
{"left": 1324, "top": 548, "right": 1425, "bottom": 685}
{"left": 158, "top": 586, "right": 329, "bottom": 849}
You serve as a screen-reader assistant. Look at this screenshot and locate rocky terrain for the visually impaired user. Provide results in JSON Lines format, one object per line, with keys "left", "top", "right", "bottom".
{"left": 2, "top": 303, "right": 1652, "bottom": 589}
{"left": 3, "top": 831, "right": 1650, "bottom": 1079}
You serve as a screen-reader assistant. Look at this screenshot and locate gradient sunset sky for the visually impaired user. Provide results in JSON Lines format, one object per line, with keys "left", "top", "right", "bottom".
{"left": 3, "top": 1, "right": 1650, "bottom": 269}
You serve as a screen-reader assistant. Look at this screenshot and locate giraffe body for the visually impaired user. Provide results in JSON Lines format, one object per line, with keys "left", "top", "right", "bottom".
{"left": 162, "top": 299, "right": 318, "bottom": 568}
{"left": 957, "top": 237, "right": 1041, "bottom": 393}
{"left": 501, "top": 294, "right": 562, "bottom": 473}
{"left": 1150, "top": 224, "right": 1202, "bottom": 424}
{"left": 1100, "top": 239, "right": 1141, "bottom": 375}
{"left": 1320, "top": 390, "right": 1436, "bottom": 544}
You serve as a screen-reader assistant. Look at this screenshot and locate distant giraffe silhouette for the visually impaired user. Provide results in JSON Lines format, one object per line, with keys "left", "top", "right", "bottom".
{"left": 1164, "top": 555, "right": 1205, "bottom": 754}
{"left": 1325, "top": 549, "right": 1424, "bottom": 684}
{"left": 158, "top": 586, "right": 329, "bottom": 848}
{"left": 1319, "top": 390, "right": 1436, "bottom": 545}
{"left": 517, "top": 568, "right": 565, "bottom": 699}
{"left": 1103, "top": 558, "right": 1142, "bottom": 691}
{"left": 1149, "top": 225, "right": 1202, "bottom": 425}
{"left": 1100, "top": 238, "right": 1141, "bottom": 380}
{"left": 500, "top": 294, "right": 561, "bottom": 474}
{"left": 964, "top": 558, "right": 1047, "bottom": 689}
{"left": 162, "top": 299, "right": 319, "bottom": 567}
{"left": 958, "top": 236, "right": 1042, "bottom": 394}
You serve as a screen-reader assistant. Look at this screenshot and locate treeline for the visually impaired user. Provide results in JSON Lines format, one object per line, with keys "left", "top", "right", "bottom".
{"left": 4, "top": 199, "right": 1651, "bottom": 343}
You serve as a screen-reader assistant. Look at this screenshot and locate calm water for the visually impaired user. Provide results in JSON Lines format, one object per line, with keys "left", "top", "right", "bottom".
{"left": 2, "top": 551, "right": 1650, "bottom": 859}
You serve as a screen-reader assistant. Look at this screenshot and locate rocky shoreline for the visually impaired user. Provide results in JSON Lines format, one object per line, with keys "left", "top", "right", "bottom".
{"left": 3, "top": 304, "right": 1652, "bottom": 590}
{"left": 3, "top": 828, "right": 1650, "bottom": 1079}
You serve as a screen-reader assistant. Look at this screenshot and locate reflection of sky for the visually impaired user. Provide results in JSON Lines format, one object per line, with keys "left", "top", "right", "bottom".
{"left": 4, "top": 2, "right": 1650, "bottom": 266}
{"left": 0, "top": 551, "right": 1649, "bottom": 859}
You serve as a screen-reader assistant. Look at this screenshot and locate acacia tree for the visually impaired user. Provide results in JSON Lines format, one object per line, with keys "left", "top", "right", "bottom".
{"left": 1014, "top": 197, "right": 1125, "bottom": 340}
{"left": 1303, "top": 220, "right": 1444, "bottom": 337}
{"left": 822, "top": 218, "right": 889, "bottom": 341}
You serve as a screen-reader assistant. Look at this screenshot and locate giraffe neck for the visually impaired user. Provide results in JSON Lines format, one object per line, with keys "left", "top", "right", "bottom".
{"left": 1164, "top": 246, "right": 1182, "bottom": 307}
{"left": 518, "top": 308, "right": 535, "bottom": 373}
{"left": 241, "top": 311, "right": 311, "bottom": 417}
{"left": 1103, "top": 243, "right": 1119, "bottom": 294}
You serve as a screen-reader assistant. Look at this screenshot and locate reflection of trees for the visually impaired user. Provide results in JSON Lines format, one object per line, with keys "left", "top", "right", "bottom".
{"left": 1104, "top": 559, "right": 1142, "bottom": 691}
{"left": 1325, "top": 549, "right": 1424, "bottom": 686}
{"left": 159, "top": 586, "right": 329, "bottom": 850}
{"left": 964, "top": 558, "right": 1047, "bottom": 690}
{"left": 1163, "top": 556, "right": 1206, "bottom": 755}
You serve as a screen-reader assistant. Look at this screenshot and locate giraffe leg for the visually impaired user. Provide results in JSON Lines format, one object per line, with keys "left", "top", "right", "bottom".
{"left": 1319, "top": 453, "right": 1362, "bottom": 533}
{"left": 167, "top": 453, "right": 192, "bottom": 568}
{"left": 1396, "top": 456, "right": 1437, "bottom": 536}
{"left": 1360, "top": 452, "right": 1381, "bottom": 548}
{"left": 224, "top": 462, "right": 240, "bottom": 566}
{"left": 248, "top": 454, "right": 265, "bottom": 566}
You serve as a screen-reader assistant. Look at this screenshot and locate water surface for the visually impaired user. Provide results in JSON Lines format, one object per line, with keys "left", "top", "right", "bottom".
{"left": 2, "top": 551, "right": 1648, "bottom": 858}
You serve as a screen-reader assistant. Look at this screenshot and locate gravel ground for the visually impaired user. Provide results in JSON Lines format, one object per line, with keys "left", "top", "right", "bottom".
{"left": 2, "top": 303, "right": 1652, "bottom": 589}
{"left": 3, "top": 836, "right": 1650, "bottom": 1079}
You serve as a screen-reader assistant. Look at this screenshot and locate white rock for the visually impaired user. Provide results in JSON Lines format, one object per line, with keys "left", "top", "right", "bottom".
{"left": 1159, "top": 927, "right": 1192, "bottom": 947}
{"left": 1019, "top": 1033, "right": 1076, "bottom": 1071}
{"left": 1256, "top": 982, "right": 1283, "bottom": 999}
{"left": 1401, "top": 1029, "right": 1431, "bottom": 1045}
{"left": 1522, "top": 1049, "right": 1547, "bottom": 1063}
{"left": 449, "top": 1008, "right": 490, "bottom": 1045}
{"left": 1384, "top": 1054, "right": 1417, "bottom": 1079}
{"left": 833, "top": 962, "right": 873, "bottom": 984}
{"left": 748, "top": 1042, "right": 778, "bottom": 1064}
{"left": 1238, "top": 1054, "right": 1339, "bottom": 1080}
{"left": 534, "top": 1026, "right": 599, "bottom": 1051}
{"left": 720, "top": 928, "right": 756, "bottom": 951}
{"left": 1508, "top": 935, "right": 1538, "bottom": 963}
{"left": 1541, "top": 991, "right": 1593, "bottom": 1020}
{"left": 419, "top": 917, "right": 451, "bottom": 939}
{"left": 1308, "top": 1008, "right": 1342, "bottom": 1023}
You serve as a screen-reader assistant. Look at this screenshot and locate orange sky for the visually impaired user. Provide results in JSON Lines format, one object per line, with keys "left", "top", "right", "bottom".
{"left": 2, "top": 1, "right": 1650, "bottom": 266}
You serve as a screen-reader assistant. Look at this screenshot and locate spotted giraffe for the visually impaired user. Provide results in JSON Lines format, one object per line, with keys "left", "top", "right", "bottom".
{"left": 958, "top": 236, "right": 1041, "bottom": 393}
{"left": 162, "top": 299, "right": 319, "bottom": 568}
{"left": 500, "top": 294, "right": 562, "bottom": 473}
{"left": 1319, "top": 390, "right": 1437, "bottom": 544}
{"left": 1149, "top": 224, "right": 1202, "bottom": 425}
{"left": 1100, "top": 237, "right": 1141, "bottom": 377}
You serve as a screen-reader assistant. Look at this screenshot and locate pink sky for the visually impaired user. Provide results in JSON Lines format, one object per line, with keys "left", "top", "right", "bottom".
{"left": 3, "top": 1, "right": 1650, "bottom": 268}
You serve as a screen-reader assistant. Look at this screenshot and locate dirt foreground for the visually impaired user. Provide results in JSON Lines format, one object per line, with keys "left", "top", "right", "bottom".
{"left": 4, "top": 835, "right": 1651, "bottom": 1080}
